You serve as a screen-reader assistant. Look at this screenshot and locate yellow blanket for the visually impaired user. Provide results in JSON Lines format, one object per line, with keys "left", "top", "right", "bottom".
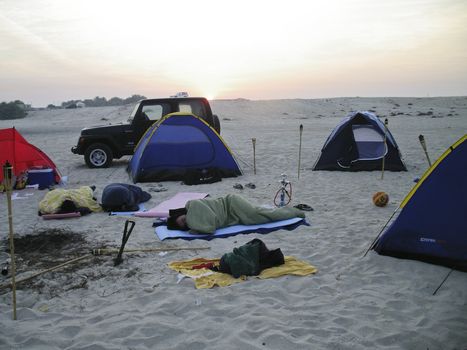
{"left": 168, "top": 256, "right": 317, "bottom": 289}
{"left": 39, "top": 186, "right": 102, "bottom": 214}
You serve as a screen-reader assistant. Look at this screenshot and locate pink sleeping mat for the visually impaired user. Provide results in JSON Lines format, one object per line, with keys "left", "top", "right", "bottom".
{"left": 134, "top": 192, "right": 208, "bottom": 218}
{"left": 42, "top": 212, "right": 81, "bottom": 220}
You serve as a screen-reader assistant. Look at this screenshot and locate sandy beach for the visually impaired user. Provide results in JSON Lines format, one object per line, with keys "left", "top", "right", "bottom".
{"left": 0, "top": 96, "right": 466, "bottom": 349}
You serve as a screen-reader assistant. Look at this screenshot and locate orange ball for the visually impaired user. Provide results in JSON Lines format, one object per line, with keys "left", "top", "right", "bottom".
{"left": 373, "top": 192, "right": 389, "bottom": 207}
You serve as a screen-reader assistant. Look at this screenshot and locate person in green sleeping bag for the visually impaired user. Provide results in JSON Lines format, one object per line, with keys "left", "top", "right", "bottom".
{"left": 166, "top": 194, "right": 305, "bottom": 234}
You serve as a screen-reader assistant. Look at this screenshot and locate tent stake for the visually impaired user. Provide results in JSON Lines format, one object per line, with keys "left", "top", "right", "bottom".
{"left": 418, "top": 134, "right": 432, "bottom": 167}
{"left": 298, "top": 124, "right": 303, "bottom": 179}
{"left": 3, "top": 161, "right": 17, "bottom": 320}
{"left": 252, "top": 138, "right": 257, "bottom": 175}
{"left": 433, "top": 268, "right": 453, "bottom": 295}
{"left": 381, "top": 118, "right": 388, "bottom": 180}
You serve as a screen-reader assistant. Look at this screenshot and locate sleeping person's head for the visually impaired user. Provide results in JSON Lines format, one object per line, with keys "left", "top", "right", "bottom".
{"left": 167, "top": 208, "right": 189, "bottom": 231}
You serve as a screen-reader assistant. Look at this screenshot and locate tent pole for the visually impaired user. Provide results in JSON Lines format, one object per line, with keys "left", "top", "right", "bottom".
{"left": 381, "top": 118, "right": 388, "bottom": 180}
{"left": 252, "top": 138, "right": 256, "bottom": 175}
{"left": 362, "top": 207, "right": 399, "bottom": 257}
{"left": 298, "top": 124, "right": 303, "bottom": 179}
{"left": 3, "top": 161, "right": 17, "bottom": 320}
{"left": 418, "top": 134, "right": 432, "bottom": 167}
{"left": 433, "top": 268, "right": 454, "bottom": 295}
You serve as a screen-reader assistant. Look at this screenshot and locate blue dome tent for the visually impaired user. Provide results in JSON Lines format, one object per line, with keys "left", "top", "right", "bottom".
{"left": 313, "top": 111, "right": 407, "bottom": 171}
{"left": 373, "top": 135, "right": 467, "bottom": 271}
{"left": 128, "top": 113, "right": 242, "bottom": 182}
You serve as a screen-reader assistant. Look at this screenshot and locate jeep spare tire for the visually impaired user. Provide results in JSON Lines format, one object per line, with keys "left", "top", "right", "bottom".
{"left": 85, "top": 143, "right": 113, "bottom": 168}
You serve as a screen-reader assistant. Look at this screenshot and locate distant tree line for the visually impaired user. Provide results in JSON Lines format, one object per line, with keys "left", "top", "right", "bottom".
{"left": 50, "top": 94, "right": 147, "bottom": 109}
{"left": 0, "top": 94, "right": 147, "bottom": 119}
{"left": 0, "top": 100, "right": 27, "bottom": 120}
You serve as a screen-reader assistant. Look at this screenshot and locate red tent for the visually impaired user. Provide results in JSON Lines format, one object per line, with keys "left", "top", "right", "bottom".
{"left": 0, "top": 128, "right": 61, "bottom": 182}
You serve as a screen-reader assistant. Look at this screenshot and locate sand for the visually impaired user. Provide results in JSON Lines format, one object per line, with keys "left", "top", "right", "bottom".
{"left": 0, "top": 97, "right": 466, "bottom": 349}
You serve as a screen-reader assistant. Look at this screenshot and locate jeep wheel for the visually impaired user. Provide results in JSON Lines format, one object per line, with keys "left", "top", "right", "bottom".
{"left": 84, "top": 143, "right": 113, "bottom": 168}
{"left": 212, "top": 114, "right": 221, "bottom": 134}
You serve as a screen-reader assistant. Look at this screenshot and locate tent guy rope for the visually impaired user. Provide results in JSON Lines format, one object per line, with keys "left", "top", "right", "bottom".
{"left": 362, "top": 206, "right": 400, "bottom": 257}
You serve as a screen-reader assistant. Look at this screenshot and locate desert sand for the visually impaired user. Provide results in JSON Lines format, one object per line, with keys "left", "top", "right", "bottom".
{"left": 0, "top": 97, "right": 466, "bottom": 349}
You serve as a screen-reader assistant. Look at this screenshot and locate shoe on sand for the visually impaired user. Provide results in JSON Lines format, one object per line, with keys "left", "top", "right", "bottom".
{"left": 294, "top": 204, "right": 313, "bottom": 211}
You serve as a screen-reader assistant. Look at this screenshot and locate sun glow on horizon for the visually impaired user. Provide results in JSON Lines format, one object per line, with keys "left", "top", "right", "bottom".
{"left": 0, "top": 0, "right": 466, "bottom": 106}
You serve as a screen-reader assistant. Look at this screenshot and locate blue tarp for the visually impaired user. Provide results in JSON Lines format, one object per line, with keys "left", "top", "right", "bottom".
{"left": 155, "top": 217, "right": 309, "bottom": 241}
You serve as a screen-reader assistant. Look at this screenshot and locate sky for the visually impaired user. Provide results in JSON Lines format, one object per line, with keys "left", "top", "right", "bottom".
{"left": 1, "top": 0, "right": 466, "bottom": 107}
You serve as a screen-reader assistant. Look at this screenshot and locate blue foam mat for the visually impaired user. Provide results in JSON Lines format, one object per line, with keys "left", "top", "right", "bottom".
{"left": 155, "top": 217, "right": 309, "bottom": 240}
{"left": 109, "top": 203, "right": 146, "bottom": 216}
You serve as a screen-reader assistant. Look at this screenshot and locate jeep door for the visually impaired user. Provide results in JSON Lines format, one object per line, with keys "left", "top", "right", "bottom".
{"left": 131, "top": 103, "right": 172, "bottom": 147}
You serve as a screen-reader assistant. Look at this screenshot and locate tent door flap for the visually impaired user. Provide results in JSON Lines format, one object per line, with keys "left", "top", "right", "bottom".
{"left": 352, "top": 125, "right": 387, "bottom": 161}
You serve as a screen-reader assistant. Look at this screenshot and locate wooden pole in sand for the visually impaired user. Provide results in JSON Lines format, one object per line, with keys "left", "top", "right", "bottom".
{"left": 0, "top": 246, "right": 211, "bottom": 290}
{"left": 3, "top": 161, "right": 17, "bottom": 320}
{"left": 92, "top": 246, "right": 210, "bottom": 256}
{"left": 252, "top": 138, "right": 256, "bottom": 175}
{"left": 0, "top": 255, "right": 93, "bottom": 290}
{"left": 298, "top": 124, "right": 303, "bottom": 179}
{"left": 418, "top": 134, "right": 432, "bottom": 167}
{"left": 381, "top": 118, "right": 388, "bottom": 180}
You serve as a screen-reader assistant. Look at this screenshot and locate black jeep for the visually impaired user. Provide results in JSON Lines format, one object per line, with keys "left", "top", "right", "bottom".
{"left": 71, "top": 97, "right": 220, "bottom": 168}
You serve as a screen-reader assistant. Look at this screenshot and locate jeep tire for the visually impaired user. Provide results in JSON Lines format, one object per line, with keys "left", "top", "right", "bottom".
{"left": 84, "top": 143, "right": 113, "bottom": 168}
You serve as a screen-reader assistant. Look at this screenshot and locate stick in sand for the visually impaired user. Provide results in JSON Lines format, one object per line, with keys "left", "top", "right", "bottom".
{"left": 0, "top": 246, "right": 210, "bottom": 290}
{"left": 298, "top": 124, "right": 303, "bottom": 179}
{"left": 92, "top": 246, "right": 210, "bottom": 255}
{"left": 114, "top": 220, "right": 135, "bottom": 267}
{"left": 3, "top": 161, "right": 17, "bottom": 320}
{"left": 0, "top": 254, "right": 94, "bottom": 290}
{"left": 252, "top": 138, "right": 257, "bottom": 175}
{"left": 418, "top": 134, "right": 432, "bottom": 167}
{"left": 381, "top": 118, "right": 388, "bottom": 180}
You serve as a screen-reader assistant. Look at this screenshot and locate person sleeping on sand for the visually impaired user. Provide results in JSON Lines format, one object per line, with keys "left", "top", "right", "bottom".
{"left": 166, "top": 193, "right": 305, "bottom": 234}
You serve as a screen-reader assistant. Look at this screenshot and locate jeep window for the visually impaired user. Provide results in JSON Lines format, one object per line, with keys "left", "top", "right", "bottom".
{"left": 178, "top": 101, "right": 207, "bottom": 118}
{"left": 128, "top": 102, "right": 141, "bottom": 122}
{"left": 142, "top": 103, "right": 171, "bottom": 121}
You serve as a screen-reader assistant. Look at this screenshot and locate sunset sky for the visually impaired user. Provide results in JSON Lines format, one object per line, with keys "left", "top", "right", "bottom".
{"left": 1, "top": 0, "right": 466, "bottom": 107}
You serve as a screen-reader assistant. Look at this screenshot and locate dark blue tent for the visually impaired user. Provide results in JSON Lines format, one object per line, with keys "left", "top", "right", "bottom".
{"left": 128, "top": 113, "right": 242, "bottom": 182}
{"left": 313, "top": 111, "right": 406, "bottom": 171}
{"left": 373, "top": 135, "right": 467, "bottom": 271}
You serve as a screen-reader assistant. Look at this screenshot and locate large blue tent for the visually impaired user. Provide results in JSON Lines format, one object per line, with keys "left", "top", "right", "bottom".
{"left": 313, "top": 111, "right": 407, "bottom": 171}
{"left": 128, "top": 113, "right": 242, "bottom": 182}
{"left": 373, "top": 135, "right": 467, "bottom": 271}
